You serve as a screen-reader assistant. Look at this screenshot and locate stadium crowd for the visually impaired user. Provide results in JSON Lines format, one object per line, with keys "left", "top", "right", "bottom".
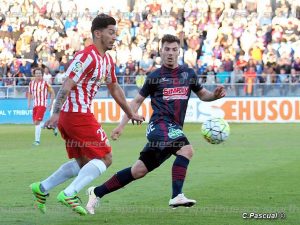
{"left": 0, "top": 0, "right": 300, "bottom": 96}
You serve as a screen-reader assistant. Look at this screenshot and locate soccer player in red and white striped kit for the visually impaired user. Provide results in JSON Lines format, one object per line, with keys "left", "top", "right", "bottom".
{"left": 30, "top": 14, "right": 144, "bottom": 215}
{"left": 28, "top": 68, "right": 55, "bottom": 145}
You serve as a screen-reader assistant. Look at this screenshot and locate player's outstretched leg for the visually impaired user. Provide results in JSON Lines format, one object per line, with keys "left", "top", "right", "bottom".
{"left": 86, "top": 167, "right": 135, "bottom": 214}
{"left": 30, "top": 182, "right": 49, "bottom": 213}
{"left": 30, "top": 160, "right": 81, "bottom": 213}
{"left": 57, "top": 159, "right": 107, "bottom": 215}
{"left": 169, "top": 154, "right": 196, "bottom": 208}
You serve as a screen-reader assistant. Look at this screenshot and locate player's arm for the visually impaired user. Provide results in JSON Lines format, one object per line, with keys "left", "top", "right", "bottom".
{"left": 190, "top": 68, "right": 226, "bottom": 102}
{"left": 27, "top": 83, "right": 32, "bottom": 109}
{"left": 27, "top": 92, "right": 32, "bottom": 109}
{"left": 111, "top": 93, "right": 146, "bottom": 140}
{"left": 118, "top": 93, "right": 145, "bottom": 129}
{"left": 196, "top": 86, "right": 226, "bottom": 102}
{"left": 44, "top": 78, "right": 75, "bottom": 128}
{"left": 107, "top": 82, "right": 144, "bottom": 124}
{"left": 47, "top": 85, "right": 56, "bottom": 111}
{"left": 52, "top": 78, "right": 75, "bottom": 114}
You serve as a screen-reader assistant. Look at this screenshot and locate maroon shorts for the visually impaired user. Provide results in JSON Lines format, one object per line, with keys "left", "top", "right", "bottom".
{"left": 58, "top": 112, "right": 111, "bottom": 159}
{"left": 33, "top": 106, "right": 46, "bottom": 122}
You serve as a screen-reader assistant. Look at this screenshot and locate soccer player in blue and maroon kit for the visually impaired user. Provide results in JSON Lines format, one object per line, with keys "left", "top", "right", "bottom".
{"left": 86, "top": 34, "right": 226, "bottom": 214}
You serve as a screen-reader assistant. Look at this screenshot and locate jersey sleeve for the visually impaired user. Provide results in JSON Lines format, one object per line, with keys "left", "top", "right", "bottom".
{"left": 105, "top": 54, "right": 117, "bottom": 84}
{"left": 65, "top": 52, "right": 94, "bottom": 83}
{"left": 139, "top": 75, "right": 154, "bottom": 98}
{"left": 189, "top": 69, "right": 203, "bottom": 93}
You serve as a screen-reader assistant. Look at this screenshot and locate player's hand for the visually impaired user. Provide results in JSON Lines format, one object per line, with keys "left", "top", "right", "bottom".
{"left": 129, "top": 113, "right": 145, "bottom": 125}
{"left": 44, "top": 113, "right": 59, "bottom": 129}
{"left": 111, "top": 126, "right": 123, "bottom": 140}
{"left": 214, "top": 85, "right": 226, "bottom": 99}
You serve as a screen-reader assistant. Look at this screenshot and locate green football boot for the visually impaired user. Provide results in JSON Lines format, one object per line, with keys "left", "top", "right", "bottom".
{"left": 57, "top": 191, "right": 87, "bottom": 216}
{"left": 30, "top": 182, "right": 49, "bottom": 213}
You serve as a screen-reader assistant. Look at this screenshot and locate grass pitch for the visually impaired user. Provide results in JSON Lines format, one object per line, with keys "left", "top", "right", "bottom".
{"left": 0, "top": 123, "right": 299, "bottom": 225}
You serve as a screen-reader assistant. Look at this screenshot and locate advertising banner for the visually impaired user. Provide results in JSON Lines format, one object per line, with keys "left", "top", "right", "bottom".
{"left": 1, "top": 97, "right": 299, "bottom": 124}
{"left": 0, "top": 99, "right": 51, "bottom": 124}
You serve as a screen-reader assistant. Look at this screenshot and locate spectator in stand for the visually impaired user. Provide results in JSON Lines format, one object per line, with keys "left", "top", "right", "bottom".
{"left": 59, "top": 55, "right": 70, "bottom": 71}
{"left": 230, "top": 65, "right": 244, "bottom": 96}
{"left": 140, "top": 52, "right": 153, "bottom": 75}
{"left": 236, "top": 54, "right": 248, "bottom": 72}
{"left": 10, "top": 59, "right": 21, "bottom": 77}
{"left": 125, "top": 56, "right": 137, "bottom": 75}
{"left": 292, "top": 56, "right": 300, "bottom": 72}
{"left": 222, "top": 54, "right": 234, "bottom": 72}
{"left": 54, "top": 65, "right": 66, "bottom": 85}
{"left": 46, "top": 54, "right": 60, "bottom": 76}
{"left": 184, "top": 47, "right": 197, "bottom": 68}
{"left": 3, "top": 71, "right": 15, "bottom": 87}
{"left": 19, "top": 59, "right": 32, "bottom": 78}
{"left": 123, "top": 67, "right": 132, "bottom": 85}
{"left": 277, "top": 68, "right": 289, "bottom": 95}
{"left": 290, "top": 68, "right": 300, "bottom": 94}
{"left": 204, "top": 65, "right": 216, "bottom": 88}
{"left": 244, "top": 66, "right": 257, "bottom": 96}
{"left": 0, "top": 58, "right": 8, "bottom": 77}
{"left": 216, "top": 65, "right": 230, "bottom": 87}
{"left": 43, "top": 67, "right": 53, "bottom": 85}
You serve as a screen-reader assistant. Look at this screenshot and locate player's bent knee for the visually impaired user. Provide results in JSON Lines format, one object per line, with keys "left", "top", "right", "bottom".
{"left": 34, "top": 121, "right": 40, "bottom": 125}
{"left": 90, "top": 159, "right": 107, "bottom": 173}
{"left": 131, "top": 160, "right": 148, "bottom": 179}
{"left": 177, "top": 145, "right": 194, "bottom": 159}
{"left": 101, "top": 152, "right": 112, "bottom": 167}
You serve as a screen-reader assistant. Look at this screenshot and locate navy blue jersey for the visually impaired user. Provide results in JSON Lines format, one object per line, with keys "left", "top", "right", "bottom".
{"left": 139, "top": 65, "right": 203, "bottom": 142}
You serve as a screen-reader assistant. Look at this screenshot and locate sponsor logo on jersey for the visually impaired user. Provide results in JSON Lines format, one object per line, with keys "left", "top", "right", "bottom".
{"left": 168, "top": 124, "right": 184, "bottom": 139}
{"left": 163, "top": 87, "right": 189, "bottom": 100}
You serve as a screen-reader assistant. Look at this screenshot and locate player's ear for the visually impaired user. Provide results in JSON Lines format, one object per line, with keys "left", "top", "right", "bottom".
{"left": 94, "top": 30, "right": 102, "bottom": 39}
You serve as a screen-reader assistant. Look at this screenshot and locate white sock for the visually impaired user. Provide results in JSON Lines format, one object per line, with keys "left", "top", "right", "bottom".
{"left": 35, "top": 124, "right": 42, "bottom": 142}
{"left": 40, "top": 161, "right": 80, "bottom": 193}
{"left": 64, "top": 159, "right": 107, "bottom": 196}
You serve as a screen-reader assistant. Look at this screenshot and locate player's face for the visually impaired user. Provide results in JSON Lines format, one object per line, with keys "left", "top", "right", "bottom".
{"left": 100, "top": 25, "right": 117, "bottom": 51}
{"left": 160, "top": 42, "right": 180, "bottom": 69}
{"left": 35, "top": 70, "right": 43, "bottom": 81}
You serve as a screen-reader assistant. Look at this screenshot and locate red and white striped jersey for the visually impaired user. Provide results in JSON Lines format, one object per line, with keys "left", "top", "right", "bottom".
{"left": 62, "top": 45, "right": 117, "bottom": 113}
{"left": 28, "top": 80, "right": 49, "bottom": 107}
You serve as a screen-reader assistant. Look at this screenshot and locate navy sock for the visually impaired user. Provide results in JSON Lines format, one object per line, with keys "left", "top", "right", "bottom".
{"left": 94, "top": 167, "right": 135, "bottom": 198}
{"left": 172, "top": 155, "right": 190, "bottom": 198}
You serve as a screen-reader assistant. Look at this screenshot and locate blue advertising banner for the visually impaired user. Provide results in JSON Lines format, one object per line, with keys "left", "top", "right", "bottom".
{"left": 0, "top": 99, "right": 51, "bottom": 124}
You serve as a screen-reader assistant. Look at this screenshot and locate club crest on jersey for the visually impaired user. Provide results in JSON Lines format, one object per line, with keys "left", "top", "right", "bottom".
{"left": 72, "top": 61, "right": 83, "bottom": 73}
{"left": 180, "top": 72, "right": 189, "bottom": 80}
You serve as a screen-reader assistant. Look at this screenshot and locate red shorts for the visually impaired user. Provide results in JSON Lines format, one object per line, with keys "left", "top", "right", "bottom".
{"left": 33, "top": 106, "right": 46, "bottom": 122}
{"left": 58, "top": 112, "right": 111, "bottom": 159}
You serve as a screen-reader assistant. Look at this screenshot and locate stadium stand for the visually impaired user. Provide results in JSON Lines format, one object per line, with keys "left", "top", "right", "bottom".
{"left": 0, "top": 0, "right": 300, "bottom": 97}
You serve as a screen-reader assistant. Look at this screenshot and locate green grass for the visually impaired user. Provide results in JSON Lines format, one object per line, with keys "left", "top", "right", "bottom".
{"left": 0, "top": 123, "right": 299, "bottom": 225}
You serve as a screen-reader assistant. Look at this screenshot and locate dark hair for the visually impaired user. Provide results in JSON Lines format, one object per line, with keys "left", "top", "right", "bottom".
{"left": 91, "top": 13, "right": 116, "bottom": 37}
{"left": 161, "top": 34, "right": 180, "bottom": 46}
{"left": 34, "top": 67, "right": 43, "bottom": 75}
